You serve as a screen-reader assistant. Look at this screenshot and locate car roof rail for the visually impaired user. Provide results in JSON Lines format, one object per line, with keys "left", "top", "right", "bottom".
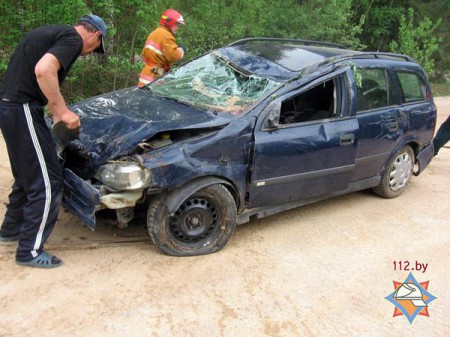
{"left": 228, "top": 37, "right": 347, "bottom": 49}
{"left": 229, "top": 39, "right": 415, "bottom": 63}
{"left": 347, "top": 52, "right": 415, "bottom": 62}
{"left": 296, "top": 51, "right": 418, "bottom": 79}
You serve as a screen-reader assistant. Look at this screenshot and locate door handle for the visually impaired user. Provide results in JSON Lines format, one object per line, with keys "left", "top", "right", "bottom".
{"left": 340, "top": 134, "right": 354, "bottom": 146}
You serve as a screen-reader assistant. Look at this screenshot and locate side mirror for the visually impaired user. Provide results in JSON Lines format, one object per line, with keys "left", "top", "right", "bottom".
{"left": 264, "top": 103, "right": 281, "bottom": 129}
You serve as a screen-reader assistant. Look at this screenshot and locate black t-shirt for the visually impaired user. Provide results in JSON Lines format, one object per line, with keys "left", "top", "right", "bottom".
{"left": 0, "top": 25, "right": 83, "bottom": 105}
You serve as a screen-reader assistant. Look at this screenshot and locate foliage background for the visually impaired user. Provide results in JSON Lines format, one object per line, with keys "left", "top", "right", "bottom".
{"left": 0, "top": 0, "right": 448, "bottom": 101}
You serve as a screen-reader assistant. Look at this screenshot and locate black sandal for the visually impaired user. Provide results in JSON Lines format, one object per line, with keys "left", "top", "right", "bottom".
{"left": 16, "top": 252, "right": 63, "bottom": 269}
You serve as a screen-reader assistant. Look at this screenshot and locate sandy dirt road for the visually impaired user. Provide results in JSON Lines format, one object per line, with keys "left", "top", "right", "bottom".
{"left": 0, "top": 98, "right": 449, "bottom": 337}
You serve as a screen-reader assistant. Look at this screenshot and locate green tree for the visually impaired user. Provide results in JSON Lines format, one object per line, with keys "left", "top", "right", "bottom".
{"left": 0, "top": 0, "right": 447, "bottom": 101}
{"left": 352, "top": 0, "right": 407, "bottom": 52}
{"left": 389, "top": 8, "right": 441, "bottom": 76}
{"left": 407, "top": 0, "right": 449, "bottom": 78}
{"left": 351, "top": 0, "right": 448, "bottom": 79}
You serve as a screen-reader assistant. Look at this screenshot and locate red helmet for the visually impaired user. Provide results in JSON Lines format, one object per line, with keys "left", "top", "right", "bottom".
{"left": 159, "top": 9, "right": 185, "bottom": 29}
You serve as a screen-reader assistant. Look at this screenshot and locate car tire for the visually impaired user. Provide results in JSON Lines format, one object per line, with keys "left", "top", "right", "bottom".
{"left": 147, "top": 184, "right": 237, "bottom": 256}
{"left": 372, "top": 145, "right": 414, "bottom": 198}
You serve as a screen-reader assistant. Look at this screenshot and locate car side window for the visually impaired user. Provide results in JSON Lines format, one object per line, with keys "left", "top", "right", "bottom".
{"left": 395, "top": 71, "right": 428, "bottom": 103}
{"left": 279, "top": 79, "right": 337, "bottom": 125}
{"left": 357, "top": 68, "right": 396, "bottom": 113}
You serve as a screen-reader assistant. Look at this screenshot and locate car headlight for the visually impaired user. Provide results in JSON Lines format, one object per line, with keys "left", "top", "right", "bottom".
{"left": 94, "top": 162, "right": 152, "bottom": 190}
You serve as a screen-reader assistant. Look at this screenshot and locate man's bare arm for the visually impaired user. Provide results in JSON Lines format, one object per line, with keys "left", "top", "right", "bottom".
{"left": 35, "top": 53, "right": 80, "bottom": 129}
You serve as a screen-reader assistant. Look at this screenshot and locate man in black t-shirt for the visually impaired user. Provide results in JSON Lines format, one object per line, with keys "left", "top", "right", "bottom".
{"left": 0, "top": 14, "right": 107, "bottom": 268}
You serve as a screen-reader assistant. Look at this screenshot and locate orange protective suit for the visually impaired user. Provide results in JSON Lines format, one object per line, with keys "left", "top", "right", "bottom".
{"left": 138, "top": 26, "right": 184, "bottom": 87}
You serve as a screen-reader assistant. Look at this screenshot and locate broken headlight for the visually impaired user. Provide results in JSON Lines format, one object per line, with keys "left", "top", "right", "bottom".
{"left": 94, "top": 162, "right": 152, "bottom": 190}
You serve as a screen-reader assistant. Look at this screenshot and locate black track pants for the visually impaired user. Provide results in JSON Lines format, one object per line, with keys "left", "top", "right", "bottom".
{"left": 433, "top": 115, "right": 450, "bottom": 155}
{"left": 0, "top": 102, "right": 63, "bottom": 261}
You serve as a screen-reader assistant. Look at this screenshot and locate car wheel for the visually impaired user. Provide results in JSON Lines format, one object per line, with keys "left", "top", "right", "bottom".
{"left": 147, "top": 184, "right": 237, "bottom": 256}
{"left": 372, "top": 145, "right": 414, "bottom": 198}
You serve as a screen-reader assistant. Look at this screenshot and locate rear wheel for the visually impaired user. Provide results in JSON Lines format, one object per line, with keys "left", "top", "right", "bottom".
{"left": 372, "top": 145, "right": 414, "bottom": 198}
{"left": 147, "top": 184, "right": 237, "bottom": 256}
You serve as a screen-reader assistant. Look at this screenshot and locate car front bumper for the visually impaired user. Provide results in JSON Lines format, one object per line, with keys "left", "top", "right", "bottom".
{"left": 62, "top": 168, "right": 147, "bottom": 229}
{"left": 62, "top": 168, "right": 100, "bottom": 229}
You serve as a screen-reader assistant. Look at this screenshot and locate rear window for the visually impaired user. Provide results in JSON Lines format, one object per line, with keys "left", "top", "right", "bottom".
{"left": 356, "top": 68, "right": 396, "bottom": 112}
{"left": 395, "top": 71, "right": 428, "bottom": 103}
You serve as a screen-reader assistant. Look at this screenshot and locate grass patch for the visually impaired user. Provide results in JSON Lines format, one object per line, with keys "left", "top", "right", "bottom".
{"left": 431, "top": 80, "right": 450, "bottom": 97}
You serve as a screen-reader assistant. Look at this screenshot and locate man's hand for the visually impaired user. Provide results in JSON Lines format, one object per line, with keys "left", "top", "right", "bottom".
{"left": 57, "top": 110, "right": 80, "bottom": 129}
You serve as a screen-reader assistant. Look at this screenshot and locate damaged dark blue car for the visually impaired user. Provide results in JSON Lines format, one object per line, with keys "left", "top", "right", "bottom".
{"left": 62, "top": 38, "right": 436, "bottom": 256}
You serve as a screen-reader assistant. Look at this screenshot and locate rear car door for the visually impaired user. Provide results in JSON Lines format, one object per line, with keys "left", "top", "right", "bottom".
{"left": 352, "top": 66, "right": 403, "bottom": 181}
{"left": 248, "top": 69, "right": 358, "bottom": 207}
{"left": 392, "top": 69, "right": 436, "bottom": 145}
{"left": 352, "top": 64, "right": 435, "bottom": 182}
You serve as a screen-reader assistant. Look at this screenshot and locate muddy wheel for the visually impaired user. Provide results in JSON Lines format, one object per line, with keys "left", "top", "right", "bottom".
{"left": 147, "top": 184, "right": 237, "bottom": 256}
{"left": 372, "top": 145, "right": 414, "bottom": 198}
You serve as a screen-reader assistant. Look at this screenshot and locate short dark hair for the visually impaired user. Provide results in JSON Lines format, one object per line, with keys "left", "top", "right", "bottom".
{"left": 76, "top": 21, "right": 98, "bottom": 33}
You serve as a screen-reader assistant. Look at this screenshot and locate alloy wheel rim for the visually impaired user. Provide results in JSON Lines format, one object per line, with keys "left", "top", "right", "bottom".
{"left": 389, "top": 152, "right": 412, "bottom": 191}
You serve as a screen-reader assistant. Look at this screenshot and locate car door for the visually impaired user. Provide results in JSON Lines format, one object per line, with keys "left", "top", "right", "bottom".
{"left": 352, "top": 66, "right": 407, "bottom": 182}
{"left": 393, "top": 69, "right": 436, "bottom": 144}
{"left": 248, "top": 70, "right": 358, "bottom": 207}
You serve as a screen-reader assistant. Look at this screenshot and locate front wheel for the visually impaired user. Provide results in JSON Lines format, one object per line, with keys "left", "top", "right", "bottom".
{"left": 372, "top": 145, "right": 414, "bottom": 198}
{"left": 147, "top": 184, "right": 237, "bottom": 256}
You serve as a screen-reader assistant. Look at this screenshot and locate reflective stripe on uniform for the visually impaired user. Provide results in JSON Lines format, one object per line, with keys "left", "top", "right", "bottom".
{"left": 138, "top": 74, "right": 155, "bottom": 86}
{"left": 145, "top": 40, "right": 164, "bottom": 56}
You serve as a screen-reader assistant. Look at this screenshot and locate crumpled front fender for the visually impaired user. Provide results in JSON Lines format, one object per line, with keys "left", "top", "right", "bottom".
{"left": 157, "top": 177, "right": 236, "bottom": 216}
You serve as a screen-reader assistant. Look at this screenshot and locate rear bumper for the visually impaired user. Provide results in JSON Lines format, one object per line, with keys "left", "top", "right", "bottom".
{"left": 62, "top": 168, "right": 100, "bottom": 229}
{"left": 414, "top": 143, "right": 434, "bottom": 176}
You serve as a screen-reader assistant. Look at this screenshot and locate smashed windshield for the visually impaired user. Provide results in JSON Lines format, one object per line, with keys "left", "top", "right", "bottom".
{"left": 149, "top": 52, "right": 278, "bottom": 114}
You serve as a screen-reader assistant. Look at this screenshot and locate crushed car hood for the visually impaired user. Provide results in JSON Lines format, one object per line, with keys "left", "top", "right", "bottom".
{"left": 68, "top": 87, "right": 231, "bottom": 173}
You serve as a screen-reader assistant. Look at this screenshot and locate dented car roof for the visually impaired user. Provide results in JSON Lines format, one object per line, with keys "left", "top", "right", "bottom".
{"left": 226, "top": 38, "right": 354, "bottom": 75}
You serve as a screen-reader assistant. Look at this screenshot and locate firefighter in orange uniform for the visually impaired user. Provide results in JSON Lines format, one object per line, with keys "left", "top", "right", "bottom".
{"left": 138, "top": 9, "right": 185, "bottom": 87}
